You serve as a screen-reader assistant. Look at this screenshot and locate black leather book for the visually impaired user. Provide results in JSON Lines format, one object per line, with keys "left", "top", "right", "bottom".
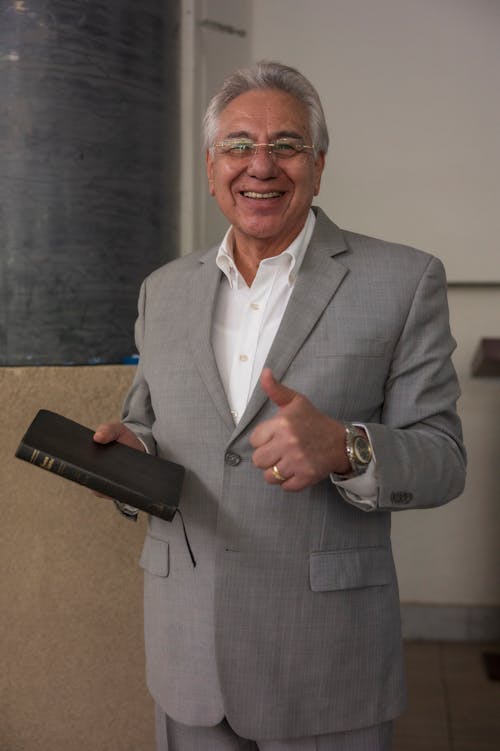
{"left": 15, "top": 409, "right": 184, "bottom": 522}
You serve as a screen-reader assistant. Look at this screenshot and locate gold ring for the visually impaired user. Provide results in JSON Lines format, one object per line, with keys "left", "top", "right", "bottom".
{"left": 271, "top": 464, "right": 286, "bottom": 482}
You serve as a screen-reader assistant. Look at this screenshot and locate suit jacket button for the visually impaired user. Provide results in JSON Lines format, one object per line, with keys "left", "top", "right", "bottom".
{"left": 225, "top": 451, "right": 241, "bottom": 466}
{"left": 391, "top": 490, "right": 413, "bottom": 505}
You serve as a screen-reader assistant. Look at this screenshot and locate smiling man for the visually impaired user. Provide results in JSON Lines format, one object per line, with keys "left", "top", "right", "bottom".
{"left": 206, "top": 87, "right": 325, "bottom": 286}
{"left": 94, "top": 62, "right": 466, "bottom": 751}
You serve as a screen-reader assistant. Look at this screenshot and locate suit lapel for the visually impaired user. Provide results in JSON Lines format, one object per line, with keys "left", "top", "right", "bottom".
{"left": 232, "top": 210, "right": 349, "bottom": 439}
{"left": 189, "top": 246, "right": 236, "bottom": 432}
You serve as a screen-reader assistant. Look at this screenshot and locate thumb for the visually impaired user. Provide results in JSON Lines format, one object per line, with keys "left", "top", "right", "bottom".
{"left": 93, "top": 422, "right": 145, "bottom": 451}
{"left": 260, "top": 368, "right": 297, "bottom": 408}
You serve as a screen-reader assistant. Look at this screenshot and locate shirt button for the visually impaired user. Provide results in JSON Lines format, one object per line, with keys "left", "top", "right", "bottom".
{"left": 224, "top": 451, "right": 241, "bottom": 466}
{"left": 250, "top": 302, "right": 260, "bottom": 310}
{"left": 239, "top": 354, "right": 249, "bottom": 362}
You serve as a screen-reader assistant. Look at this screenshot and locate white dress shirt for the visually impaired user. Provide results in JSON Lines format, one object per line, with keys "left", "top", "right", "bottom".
{"left": 212, "top": 210, "right": 378, "bottom": 509}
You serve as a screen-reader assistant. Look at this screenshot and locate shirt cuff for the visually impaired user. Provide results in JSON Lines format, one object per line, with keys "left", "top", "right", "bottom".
{"left": 332, "top": 460, "right": 377, "bottom": 509}
{"left": 113, "top": 500, "right": 139, "bottom": 520}
{"left": 136, "top": 435, "right": 150, "bottom": 453}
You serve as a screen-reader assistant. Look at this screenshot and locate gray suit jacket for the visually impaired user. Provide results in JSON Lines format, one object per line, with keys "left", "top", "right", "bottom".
{"left": 122, "top": 208, "right": 466, "bottom": 740}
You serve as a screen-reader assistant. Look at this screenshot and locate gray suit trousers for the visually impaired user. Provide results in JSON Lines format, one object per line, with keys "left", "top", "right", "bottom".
{"left": 155, "top": 708, "right": 393, "bottom": 751}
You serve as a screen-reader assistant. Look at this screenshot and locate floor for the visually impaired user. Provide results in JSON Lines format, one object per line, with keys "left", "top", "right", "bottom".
{"left": 393, "top": 642, "right": 500, "bottom": 751}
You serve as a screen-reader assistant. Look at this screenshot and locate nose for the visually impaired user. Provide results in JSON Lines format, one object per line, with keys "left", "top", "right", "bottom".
{"left": 246, "top": 145, "right": 279, "bottom": 178}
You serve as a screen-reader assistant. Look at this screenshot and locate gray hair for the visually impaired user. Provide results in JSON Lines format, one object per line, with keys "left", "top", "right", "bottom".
{"left": 203, "top": 61, "right": 329, "bottom": 154}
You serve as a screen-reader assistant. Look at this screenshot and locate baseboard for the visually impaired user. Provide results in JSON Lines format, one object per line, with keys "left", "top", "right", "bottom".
{"left": 400, "top": 603, "right": 500, "bottom": 641}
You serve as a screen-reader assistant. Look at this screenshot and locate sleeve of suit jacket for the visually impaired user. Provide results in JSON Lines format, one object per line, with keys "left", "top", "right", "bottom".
{"left": 121, "top": 281, "right": 158, "bottom": 455}
{"left": 342, "top": 254, "right": 466, "bottom": 511}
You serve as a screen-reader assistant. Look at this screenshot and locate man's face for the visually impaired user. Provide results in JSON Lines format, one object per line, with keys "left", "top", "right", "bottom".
{"left": 206, "top": 89, "right": 325, "bottom": 254}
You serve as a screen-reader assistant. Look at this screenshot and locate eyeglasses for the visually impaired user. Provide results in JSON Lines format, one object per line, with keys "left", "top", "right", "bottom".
{"left": 213, "top": 137, "right": 315, "bottom": 160}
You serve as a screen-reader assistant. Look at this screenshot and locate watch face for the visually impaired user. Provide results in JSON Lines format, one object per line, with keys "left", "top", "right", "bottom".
{"left": 353, "top": 435, "right": 372, "bottom": 464}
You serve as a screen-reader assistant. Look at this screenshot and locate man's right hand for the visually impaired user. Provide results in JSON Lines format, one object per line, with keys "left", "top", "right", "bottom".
{"left": 93, "top": 422, "right": 145, "bottom": 452}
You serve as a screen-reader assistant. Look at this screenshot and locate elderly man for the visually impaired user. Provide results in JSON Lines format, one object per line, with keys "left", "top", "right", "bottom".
{"left": 95, "top": 61, "right": 466, "bottom": 751}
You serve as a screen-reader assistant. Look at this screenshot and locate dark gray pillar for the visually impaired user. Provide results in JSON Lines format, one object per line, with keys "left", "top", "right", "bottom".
{"left": 0, "top": 0, "right": 180, "bottom": 365}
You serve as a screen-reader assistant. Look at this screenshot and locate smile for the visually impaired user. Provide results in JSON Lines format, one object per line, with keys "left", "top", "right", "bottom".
{"left": 241, "top": 191, "right": 284, "bottom": 199}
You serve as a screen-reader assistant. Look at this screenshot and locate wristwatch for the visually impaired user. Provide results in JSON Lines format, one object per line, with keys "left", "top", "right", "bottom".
{"left": 342, "top": 423, "right": 372, "bottom": 478}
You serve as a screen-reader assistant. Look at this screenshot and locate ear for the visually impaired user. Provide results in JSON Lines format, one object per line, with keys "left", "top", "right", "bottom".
{"left": 313, "top": 151, "right": 326, "bottom": 196}
{"left": 206, "top": 149, "right": 215, "bottom": 196}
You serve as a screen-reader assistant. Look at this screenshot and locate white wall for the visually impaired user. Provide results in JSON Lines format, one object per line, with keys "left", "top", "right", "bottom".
{"left": 251, "top": 0, "right": 500, "bottom": 283}
{"left": 251, "top": 0, "right": 500, "bottom": 605}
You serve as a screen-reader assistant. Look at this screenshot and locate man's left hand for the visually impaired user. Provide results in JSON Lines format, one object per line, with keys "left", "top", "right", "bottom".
{"left": 250, "top": 368, "right": 350, "bottom": 491}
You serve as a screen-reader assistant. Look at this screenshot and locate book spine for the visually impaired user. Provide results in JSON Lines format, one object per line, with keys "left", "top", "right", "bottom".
{"left": 16, "top": 442, "right": 101, "bottom": 489}
{"left": 15, "top": 442, "right": 176, "bottom": 522}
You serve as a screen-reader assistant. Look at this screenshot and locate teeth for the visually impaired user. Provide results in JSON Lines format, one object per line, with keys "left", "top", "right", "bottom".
{"left": 242, "top": 191, "right": 282, "bottom": 199}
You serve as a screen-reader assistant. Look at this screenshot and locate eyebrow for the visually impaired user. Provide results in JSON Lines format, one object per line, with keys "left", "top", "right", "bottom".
{"left": 223, "top": 131, "right": 253, "bottom": 140}
{"left": 272, "top": 130, "right": 306, "bottom": 141}
{"left": 222, "top": 130, "right": 306, "bottom": 142}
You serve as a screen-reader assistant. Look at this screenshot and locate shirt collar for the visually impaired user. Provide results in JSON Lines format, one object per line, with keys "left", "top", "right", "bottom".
{"left": 215, "top": 209, "right": 316, "bottom": 289}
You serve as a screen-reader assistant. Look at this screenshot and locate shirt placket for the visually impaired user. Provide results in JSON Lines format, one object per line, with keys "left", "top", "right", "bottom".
{"left": 228, "top": 263, "right": 280, "bottom": 423}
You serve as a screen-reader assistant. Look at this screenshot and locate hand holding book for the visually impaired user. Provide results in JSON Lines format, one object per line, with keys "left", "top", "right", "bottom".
{"left": 93, "top": 422, "right": 145, "bottom": 453}
{"left": 15, "top": 410, "right": 184, "bottom": 522}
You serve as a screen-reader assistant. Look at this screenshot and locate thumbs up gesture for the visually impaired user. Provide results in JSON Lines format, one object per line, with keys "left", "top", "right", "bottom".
{"left": 249, "top": 368, "right": 350, "bottom": 491}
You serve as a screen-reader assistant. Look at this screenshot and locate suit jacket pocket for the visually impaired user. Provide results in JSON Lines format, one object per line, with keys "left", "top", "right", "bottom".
{"left": 309, "top": 546, "right": 392, "bottom": 592}
{"left": 139, "top": 534, "right": 170, "bottom": 577}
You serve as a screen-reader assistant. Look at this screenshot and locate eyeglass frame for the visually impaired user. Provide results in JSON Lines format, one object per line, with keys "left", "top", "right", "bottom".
{"left": 212, "top": 137, "right": 316, "bottom": 161}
